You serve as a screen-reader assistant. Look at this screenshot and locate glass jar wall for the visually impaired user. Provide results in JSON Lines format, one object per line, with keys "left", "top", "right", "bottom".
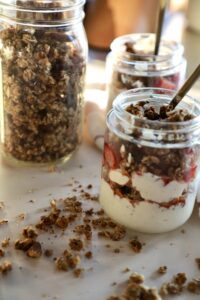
{"left": 0, "top": 0, "right": 87, "bottom": 166}
{"left": 106, "top": 33, "right": 187, "bottom": 112}
{"left": 100, "top": 88, "right": 200, "bottom": 233}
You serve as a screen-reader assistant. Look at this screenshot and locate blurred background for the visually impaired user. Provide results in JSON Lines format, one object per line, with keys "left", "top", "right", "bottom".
{"left": 83, "top": 0, "right": 200, "bottom": 111}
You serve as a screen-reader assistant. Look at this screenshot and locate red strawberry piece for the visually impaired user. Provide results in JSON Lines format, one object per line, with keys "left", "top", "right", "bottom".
{"left": 154, "top": 77, "right": 176, "bottom": 90}
{"left": 183, "top": 164, "right": 197, "bottom": 182}
{"left": 104, "top": 143, "right": 117, "bottom": 169}
{"left": 162, "top": 177, "right": 171, "bottom": 186}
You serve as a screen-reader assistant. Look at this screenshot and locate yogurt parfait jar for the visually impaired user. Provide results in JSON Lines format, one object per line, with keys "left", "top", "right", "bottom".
{"left": 0, "top": 0, "right": 87, "bottom": 166}
{"left": 100, "top": 88, "right": 200, "bottom": 233}
{"left": 106, "top": 33, "right": 187, "bottom": 112}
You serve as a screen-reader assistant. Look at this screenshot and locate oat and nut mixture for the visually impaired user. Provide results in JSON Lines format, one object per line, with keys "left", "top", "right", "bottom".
{"left": 0, "top": 1, "right": 86, "bottom": 164}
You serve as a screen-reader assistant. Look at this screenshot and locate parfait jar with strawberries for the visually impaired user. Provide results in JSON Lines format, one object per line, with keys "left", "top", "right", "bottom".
{"left": 100, "top": 88, "right": 200, "bottom": 233}
{"left": 106, "top": 33, "right": 187, "bottom": 112}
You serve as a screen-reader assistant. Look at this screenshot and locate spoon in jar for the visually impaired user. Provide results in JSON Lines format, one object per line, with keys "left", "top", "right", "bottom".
{"left": 154, "top": 0, "right": 167, "bottom": 56}
{"left": 167, "top": 64, "right": 200, "bottom": 111}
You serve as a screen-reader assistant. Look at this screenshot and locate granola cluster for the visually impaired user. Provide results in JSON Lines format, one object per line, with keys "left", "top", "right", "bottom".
{"left": 107, "top": 272, "right": 161, "bottom": 300}
{"left": 0, "top": 20, "right": 86, "bottom": 163}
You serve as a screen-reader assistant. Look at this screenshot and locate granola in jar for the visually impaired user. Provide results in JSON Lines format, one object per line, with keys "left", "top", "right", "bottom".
{"left": 100, "top": 88, "right": 200, "bottom": 233}
{"left": 0, "top": 0, "right": 87, "bottom": 166}
{"left": 106, "top": 33, "right": 186, "bottom": 112}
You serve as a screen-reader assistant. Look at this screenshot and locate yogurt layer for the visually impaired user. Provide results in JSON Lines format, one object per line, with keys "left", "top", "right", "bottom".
{"left": 132, "top": 172, "right": 188, "bottom": 203}
{"left": 100, "top": 179, "right": 195, "bottom": 233}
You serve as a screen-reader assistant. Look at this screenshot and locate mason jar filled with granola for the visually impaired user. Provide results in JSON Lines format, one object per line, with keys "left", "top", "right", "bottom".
{"left": 0, "top": 0, "right": 87, "bottom": 166}
{"left": 106, "top": 33, "right": 187, "bottom": 112}
{"left": 100, "top": 88, "right": 200, "bottom": 233}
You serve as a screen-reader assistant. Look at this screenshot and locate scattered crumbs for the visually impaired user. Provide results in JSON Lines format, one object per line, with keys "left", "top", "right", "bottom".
{"left": 47, "top": 166, "right": 57, "bottom": 173}
{"left": 195, "top": 258, "right": 200, "bottom": 270}
{"left": 26, "top": 242, "right": 42, "bottom": 258}
{"left": 0, "top": 202, "right": 5, "bottom": 209}
{"left": 0, "top": 249, "right": 5, "bottom": 257}
{"left": 111, "top": 282, "right": 117, "bottom": 286}
{"left": 79, "top": 165, "right": 83, "bottom": 169}
{"left": 69, "top": 239, "right": 83, "bottom": 251}
{"left": 129, "top": 239, "right": 143, "bottom": 253}
{"left": 73, "top": 268, "right": 84, "bottom": 278}
{"left": 85, "top": 251, "right": 92, "bottom": 259}
{"left": 169, "top": 243, "right": 174, "bottom": 246}
{"left": 0, "top": 220, "right": 8, "bottom": 225}
{"left": 0, "top": 261, "right": 12, "bottom": 274}
{"left": 29, "top": 199, "right": 35, "bottom": 203}
{"left": 1, "top": 238, "right": 10, "bottom": 248}
{"left": 174, "top": 273, "right": 187, "bottom": 285}
{"left": 181, "top": 229, "right": 186, "bottom": 234}
{"left": 107, "top": 272, "right": 160, "bottom": 300}
{"left": 122, "top": 267, "right": 130, "bottom": 273}
{"left": 87, "top": 184, "right": 92, "bottom": 189}
{"left": 16, "top": 213, "right": 26, "bottom": 222}
{"left": 106, "top": 244, "right": 111, "bottom": 248}
{"left": 157, "top": 266, "right": 167, "bottom": 275}
{"left": 114, "top": 248, "right": 120, "bottom": 254}
{"left": 44, "top": 249, "right": 53, "bottom": 257}
{"left": 185, "top": 253, "right": 190, "bottom": 258}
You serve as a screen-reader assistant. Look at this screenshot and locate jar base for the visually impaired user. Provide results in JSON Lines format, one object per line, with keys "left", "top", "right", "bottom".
{"left": 0, "top": 148, "right": 79, "bottom": 169}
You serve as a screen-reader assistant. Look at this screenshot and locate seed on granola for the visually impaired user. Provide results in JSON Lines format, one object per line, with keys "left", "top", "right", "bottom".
{"left": 26, "top": 242, "right": 42, "bottom": 258}
{"left": 69, "top": 239, "right": 83, "bottom": 251}
{"left": 0, "top": 261, "right": 12, "bottom": 274}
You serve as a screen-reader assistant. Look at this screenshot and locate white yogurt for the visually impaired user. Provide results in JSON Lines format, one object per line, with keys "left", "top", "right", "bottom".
{"left": 99, "top": 179, "right": 196, "bottom": 233}
{"left": 132, "top": 172, "right": 188, "bottom": 203}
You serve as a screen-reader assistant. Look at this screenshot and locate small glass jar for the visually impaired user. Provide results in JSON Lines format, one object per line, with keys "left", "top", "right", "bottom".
{"left": 106, "top": 33, "right": 187, "bottom": 112}
{"left": 100, "top": 88, "right": 200, "bottom": 233}
{"left": 0, "top": 0, "right": 87, "bottom": 166}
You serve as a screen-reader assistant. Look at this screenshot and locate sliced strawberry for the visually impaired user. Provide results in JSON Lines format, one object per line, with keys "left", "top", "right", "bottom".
{"left": 183, "top": 164, "right": 197, "bottom": 182}
{"left": 104, "top": 143, "right": 117, "bottom": 169}
{"left": 162, "top": 176, "right": 171, "bottom": 186}
{"left": 154, "top": 77, "right": 176, "bottom": 90}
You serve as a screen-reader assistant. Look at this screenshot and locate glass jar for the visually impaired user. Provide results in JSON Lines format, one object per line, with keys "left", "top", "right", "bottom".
{"left": 0, "top": 0, "right": 87, "bottom": 166}
{"left": 106, "top": 33, "right": 187, "bottom": 112}
{"left": 100, "top": 88, "right": 200, "bottom": 233}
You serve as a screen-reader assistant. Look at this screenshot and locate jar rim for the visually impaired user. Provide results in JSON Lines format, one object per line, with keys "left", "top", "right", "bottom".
{"left": 0, "top": 0, "right": 85, "bottom": 11}
{"left": 112, "top": 87, "right": 200, "bottom": 129}
{"left": 0, "top": 0, "right": 85, "bottom": 26}
{"left": 110, "top": 33, "right": 184, "bottom": 65}
{"left": 107, "top": 88, "right": 200, "bottom": 149}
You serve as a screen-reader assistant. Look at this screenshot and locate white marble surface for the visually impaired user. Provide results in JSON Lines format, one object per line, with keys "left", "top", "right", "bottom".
{"left": 1, "top": 142, "right": 200, "bottom": 300}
